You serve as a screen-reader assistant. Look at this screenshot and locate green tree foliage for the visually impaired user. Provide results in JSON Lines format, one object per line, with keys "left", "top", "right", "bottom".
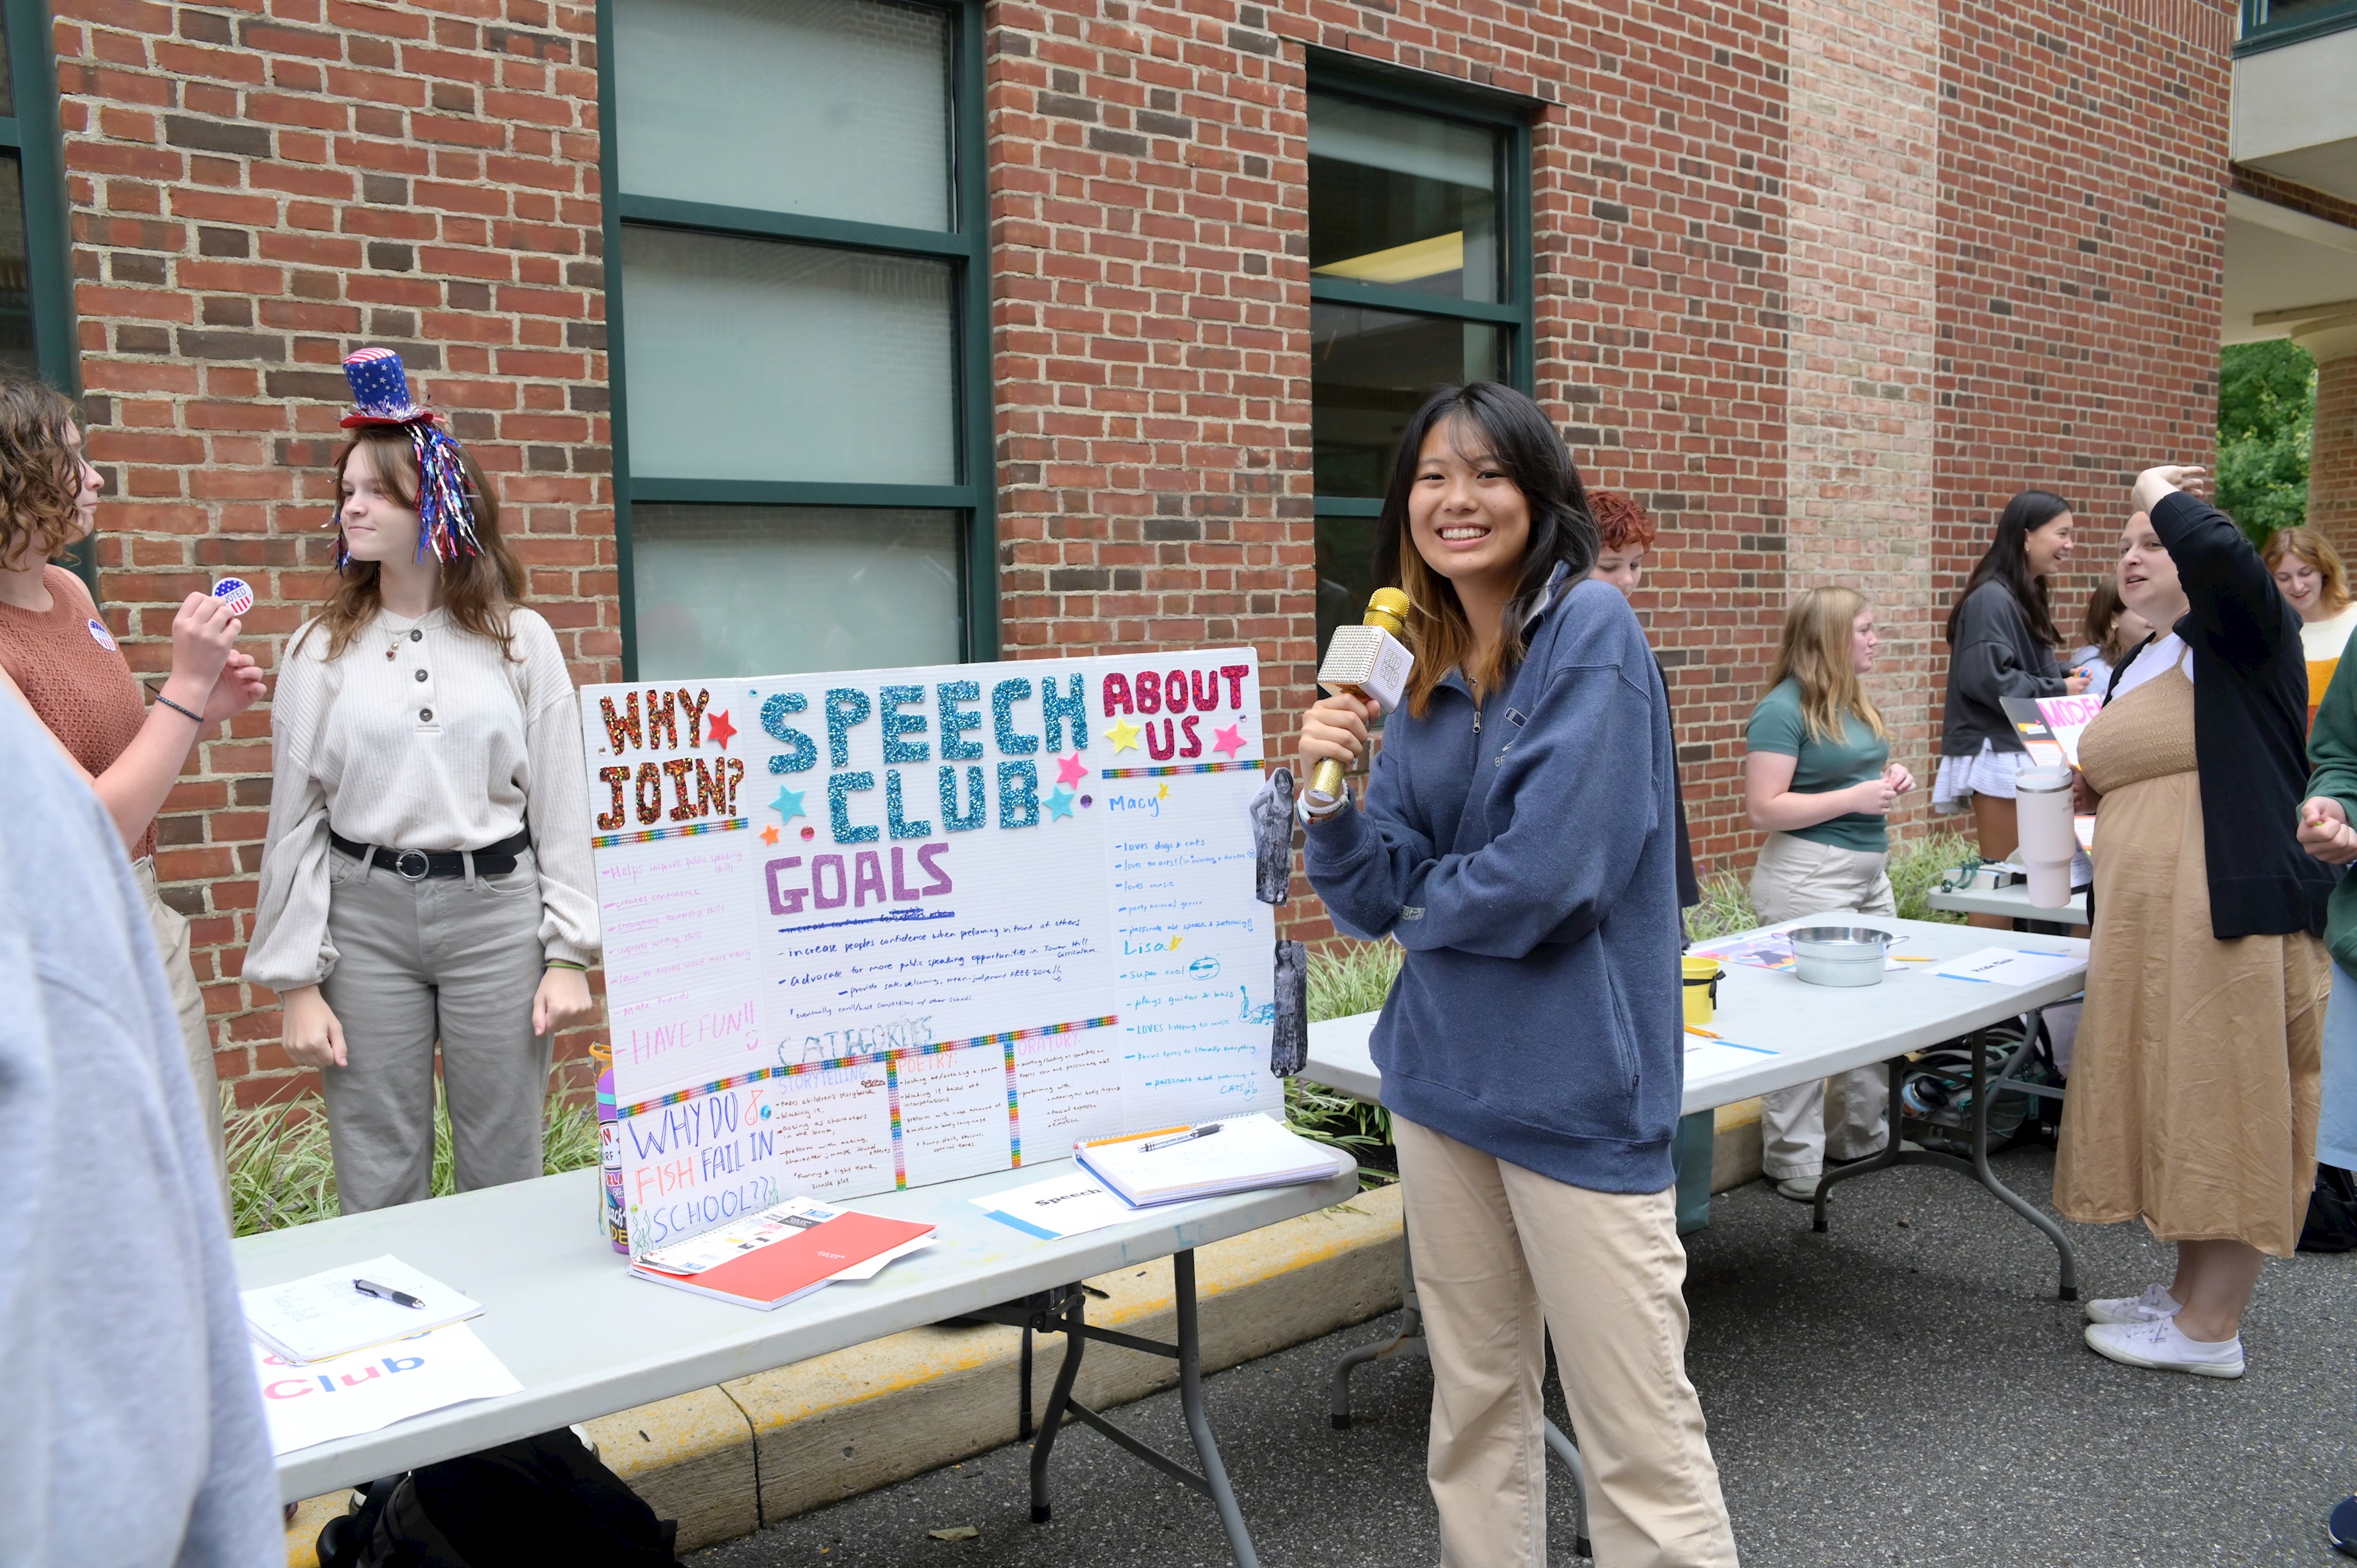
{"left": 2216, "top": 340, "right": 2315, "bottom": 546}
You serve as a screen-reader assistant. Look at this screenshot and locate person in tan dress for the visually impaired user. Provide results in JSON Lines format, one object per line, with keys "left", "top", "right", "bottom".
{"left": 2060, "top": 465, "right": 2334, "bottom": 1379}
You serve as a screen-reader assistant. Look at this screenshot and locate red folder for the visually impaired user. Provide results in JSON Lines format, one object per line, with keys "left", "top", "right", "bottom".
{"left": 631, "top": 1211, "right": 937, "bottom": 1311}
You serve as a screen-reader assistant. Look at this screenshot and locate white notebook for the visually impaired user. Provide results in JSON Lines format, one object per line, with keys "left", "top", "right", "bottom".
{"left": 1074, "top": 1113, "right": 1345, "bottom": 1207}
{"left": 242, "top": 1254, "right": 484, "bottom": 1365}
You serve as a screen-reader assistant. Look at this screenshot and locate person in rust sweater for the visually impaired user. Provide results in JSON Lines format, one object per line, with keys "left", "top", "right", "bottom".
{"left": 0, "top": 378, "right": 265, "bottom": 1184}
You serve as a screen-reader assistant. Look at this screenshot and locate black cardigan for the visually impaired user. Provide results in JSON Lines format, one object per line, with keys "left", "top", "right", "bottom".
{"left": 2111, "top": 491, "right": 2333, "bottom": 940}
{"left": 1940, "top": 580, "right": 2071, "bottom": 756}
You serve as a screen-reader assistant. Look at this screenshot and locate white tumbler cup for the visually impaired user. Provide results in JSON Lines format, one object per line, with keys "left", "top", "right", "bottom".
{"left": 2014, "top": 764, "right": 2077, "bottom": 909}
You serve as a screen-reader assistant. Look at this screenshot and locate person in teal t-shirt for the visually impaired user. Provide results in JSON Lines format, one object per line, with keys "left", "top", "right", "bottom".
{"left": 1742, "top": 587, "right": 1917, "bottom": 1200}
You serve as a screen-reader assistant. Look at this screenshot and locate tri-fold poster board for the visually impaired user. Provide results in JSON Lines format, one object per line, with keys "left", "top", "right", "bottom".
{"left": 579, "top": 649, "right": 1286, "bottom": 1253}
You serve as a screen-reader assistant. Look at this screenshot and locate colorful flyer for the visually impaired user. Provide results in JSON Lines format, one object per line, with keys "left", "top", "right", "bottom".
{"left": 578, "top": 651, "right": 1284, "bottom": 1253}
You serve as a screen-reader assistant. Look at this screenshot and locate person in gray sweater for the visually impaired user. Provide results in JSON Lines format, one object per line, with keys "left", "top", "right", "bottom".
{"left": 1933, "top": 490, "right": 2090, "bottom": 892}
{"left": 0, "top": 688, "right": 279, "bottom": 1567}
{"left": 1300, "top": 383, "right": 1734, "bottom": 1568}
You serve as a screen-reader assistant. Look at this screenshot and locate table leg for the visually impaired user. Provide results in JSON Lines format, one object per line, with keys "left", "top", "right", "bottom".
{"left": 1026, "top": 1287, "right": 1088, "bottom": 1524}
{"left": 1330, "top": 1223, "right": 1426, "bottom": 1429}
{"left": 1175, "top": 1249, "right": 1261, "bottom": 1568}
{"left": 1968, "top": 1021, "right": 2078, "bottom": 1301}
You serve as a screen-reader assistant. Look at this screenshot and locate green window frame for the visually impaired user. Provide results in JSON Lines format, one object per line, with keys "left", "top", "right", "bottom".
{"left": 1304, "top": 55, "right": 1535, "bottom": 650}
{"left": 2238, "top": 0, "right": 2357, "bottom": 54}
{"left": 597, "top": 0, "right": 994, "bottom": 680}
{"left": 0, "top": 0, "right": 87, "bottom": 582}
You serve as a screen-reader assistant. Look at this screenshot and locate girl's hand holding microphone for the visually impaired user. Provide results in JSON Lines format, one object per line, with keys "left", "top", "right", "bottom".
{"left": 1298, "top": 692, "right": 1380, "bottom": 812}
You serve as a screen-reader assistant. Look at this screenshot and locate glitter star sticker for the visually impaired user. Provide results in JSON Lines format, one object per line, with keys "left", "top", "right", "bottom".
{"left": 1044, "top": 785, "right": 1077, "bottom": 822}
{"left": 770, "top": 785, "right": 806, "bottom": 823}
{"left": 1056, "top": 750, "right": 1089, "bottom": 787}
{"left": 707, "top": 709, "right": 737, "bottom": 749}
{"left": 1211, "top": 723, "right": 1245, "bottom": 757}
{"left": 1107, "top": 716, "right": 1143, "bottom": 753}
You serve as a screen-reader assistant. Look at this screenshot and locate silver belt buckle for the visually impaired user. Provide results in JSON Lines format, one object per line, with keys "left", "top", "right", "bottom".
{"left": 393, "top": 849, "right": 433, "bottom": 881}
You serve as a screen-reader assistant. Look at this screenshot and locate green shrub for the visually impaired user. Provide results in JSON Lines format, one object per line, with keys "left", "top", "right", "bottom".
{"left": 226, "top": 1087, "right": 602, "bottom": 1237}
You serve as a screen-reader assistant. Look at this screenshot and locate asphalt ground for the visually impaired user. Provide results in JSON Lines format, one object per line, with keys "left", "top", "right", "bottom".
{"left": 695, "top": 1146, "right": 2357, "bottom": 1567}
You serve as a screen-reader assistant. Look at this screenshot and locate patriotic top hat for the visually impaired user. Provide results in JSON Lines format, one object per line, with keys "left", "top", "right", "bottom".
{"left": 331, "top": 347, "right": 483, "bottom": 567}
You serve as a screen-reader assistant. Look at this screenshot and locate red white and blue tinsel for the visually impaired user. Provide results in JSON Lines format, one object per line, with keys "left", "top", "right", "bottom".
{"left": 330, "top": 347, "right": 482, "bottom": 570}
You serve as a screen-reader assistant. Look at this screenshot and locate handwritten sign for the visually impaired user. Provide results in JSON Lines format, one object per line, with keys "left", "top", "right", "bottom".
{"left": 579, "top": 651, "right": 1282, "bottom": 1252}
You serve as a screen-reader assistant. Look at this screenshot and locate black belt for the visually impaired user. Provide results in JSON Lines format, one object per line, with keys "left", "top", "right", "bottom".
{"left": 329, "top": 828, "right": 532, "bottom": 881}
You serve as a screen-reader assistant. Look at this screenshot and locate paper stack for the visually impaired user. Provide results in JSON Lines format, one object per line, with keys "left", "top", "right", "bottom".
{"left": 629, "top": 1195, "right": 937, "bottom": 1310}
{"left": 1075, "top": 1112, "right": 1344, "bottom": 1207}
{"left": 242, "top": 1254, "right": 483, "bottom": 1365}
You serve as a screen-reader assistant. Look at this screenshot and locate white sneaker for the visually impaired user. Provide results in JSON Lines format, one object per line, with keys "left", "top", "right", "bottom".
{"left": 2083, "top": 1316, "right": 2244, "bottom": 1379}
{"left": 2084, "top": 1283, "right": 2181, "bottom": 1326}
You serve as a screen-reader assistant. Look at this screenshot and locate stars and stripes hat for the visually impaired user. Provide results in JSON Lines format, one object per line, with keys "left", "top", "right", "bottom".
{"left": 331, "top": 347, "right": 483, "bottom": 567}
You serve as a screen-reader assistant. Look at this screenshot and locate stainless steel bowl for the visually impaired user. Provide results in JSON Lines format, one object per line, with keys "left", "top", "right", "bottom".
{"left": 1788, "top": 925, "right": 1897, "bottom": 988}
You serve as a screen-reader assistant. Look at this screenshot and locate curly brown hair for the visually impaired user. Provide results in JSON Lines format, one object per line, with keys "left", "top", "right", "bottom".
{"left": 1587, "top": 489, "right": 1656, "bottom": 553}
{"left": 295, "top": 426, "right": 525, "bottom": 660}
{"left": 0, "top": 377, "right": 90, "bottom": 568}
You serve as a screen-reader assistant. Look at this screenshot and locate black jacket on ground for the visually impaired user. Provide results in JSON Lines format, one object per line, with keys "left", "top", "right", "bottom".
{"left": 1940, "top": 579, "right": 2071, "bottom": 756}
{"left": 2109, "top": 489, "right": 2333, "bottom": 940}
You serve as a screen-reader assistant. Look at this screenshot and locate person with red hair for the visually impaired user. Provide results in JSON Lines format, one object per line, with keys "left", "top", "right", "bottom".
{"left": 1587, "top": 489, "right": 1698, "bottom": 911}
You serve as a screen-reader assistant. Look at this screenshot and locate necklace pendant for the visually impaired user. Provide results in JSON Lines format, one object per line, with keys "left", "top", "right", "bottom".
{"left": 386, "top": 647, "right": 397, "bottom": 660}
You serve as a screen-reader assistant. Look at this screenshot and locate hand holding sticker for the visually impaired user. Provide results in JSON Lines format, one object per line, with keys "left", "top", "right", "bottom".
{"left": 211, "top": 577, "right": 254, "bottom": 618}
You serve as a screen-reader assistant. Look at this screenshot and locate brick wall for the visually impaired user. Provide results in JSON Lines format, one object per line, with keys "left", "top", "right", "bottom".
{"left": 53, "top": 0, "right": 615, "bottom": 1105}
{"left": 1783, "top": 0, "right": 1942, "bottom": 830}
{"left": 2312, "top": 352, "right": 2357, "bottom": 560}
{"left": 1931, "top": 0, "right": 2234, "bottom": 684}
{"left": 987, "top": 0, "right": 1795, "bottom": 913}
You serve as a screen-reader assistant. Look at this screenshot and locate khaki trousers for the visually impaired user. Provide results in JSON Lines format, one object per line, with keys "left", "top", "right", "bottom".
{"left": 134, "top": 857, "right": 227, "bottom": 1197}
{"left": 1748, "top": 832, "right": 1895, "bottom": 1180}
{"left": 319, "top": 846, "right": 552, "bottom": 1213}
{"left": 1396, "top": 1117, "right": 1738, "bottom": 1568}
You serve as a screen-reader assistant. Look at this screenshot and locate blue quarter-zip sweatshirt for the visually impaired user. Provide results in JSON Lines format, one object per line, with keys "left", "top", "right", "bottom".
{"left": 1304, "top": 572, "right": 1683, "bottom": 1194}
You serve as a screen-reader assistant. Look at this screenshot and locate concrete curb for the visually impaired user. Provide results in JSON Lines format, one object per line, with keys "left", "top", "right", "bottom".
{"left": 282, "top": 1184, "right": 1406, "bottom": 1563}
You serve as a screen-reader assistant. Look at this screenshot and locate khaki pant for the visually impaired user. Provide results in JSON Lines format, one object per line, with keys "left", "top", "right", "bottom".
{"left": 1748, "top": 832, "right": 1895, "bottom": 1180}
{"left": 320, "top": 846, "right": 552, "bottom": 1213}
{"left": 134, "top": 857, "right": 227, "bottom": 1197}
{"left": 1396, "top": 1117, "right": 1738, "bottom": 1568}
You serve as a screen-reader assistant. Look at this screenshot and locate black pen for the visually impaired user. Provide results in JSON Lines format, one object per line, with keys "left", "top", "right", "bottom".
{"left": 1142, "top": 1122, "right": 1222, "bottom": 1153}
{"left": 354, "top": 1277, "right": 427, "bottom": 1309}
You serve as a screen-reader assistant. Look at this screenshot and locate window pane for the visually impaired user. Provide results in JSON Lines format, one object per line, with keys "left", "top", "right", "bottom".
{"left": 1308, "top": 92, "right": 1502, "bottom": 303}
{"left": 0, "top": 155, "right": 37, "bottom": 380}
{"left": 1316, "top": 516, "right": 1383, "bottom": 657}
{"left": 615, "top": 0, "right": 948, "bottom": 229}
{"left": 0, "top": 21, "right": 15, "bottom": 118}
{"left": 621, "top": 227, "right": 956, "bottom": 485}
{"left": 631, "top": 505, "right": 961, "bottom": 679}
{"left": 1311, "top": 303, "right": 1504, "bottom": 499}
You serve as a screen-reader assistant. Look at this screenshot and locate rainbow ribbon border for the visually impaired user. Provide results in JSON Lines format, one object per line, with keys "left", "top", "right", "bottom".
{"left": 592, "top": 817, "right": 748, "bottom": 849}
{"left": 615, "top": 1014, "right": 1119, "bottom": 1119}
{"left": 1099, "top": 759, "right": 1268, "bottom": 779}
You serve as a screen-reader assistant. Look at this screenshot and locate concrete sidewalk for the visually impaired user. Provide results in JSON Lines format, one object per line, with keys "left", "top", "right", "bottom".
{"left": 695, "top": 1146, "right": 2357, "bottom": 1566}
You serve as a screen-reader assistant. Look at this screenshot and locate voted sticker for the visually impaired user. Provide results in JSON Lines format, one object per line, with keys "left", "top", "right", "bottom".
{"left": 85, "top": 617, "right": 117, "bottom": 651}
{"left": 211, "top": 577, "right": 254, "bottom": 618}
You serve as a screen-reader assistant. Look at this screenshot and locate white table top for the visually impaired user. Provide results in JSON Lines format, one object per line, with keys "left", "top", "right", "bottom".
{"left": 1922, "top": 879, "right": 2088, "bottom": 923}
{"left": 1304, "top": 915, "right": 2088, "bottom": 1115}
{"left": 237, "top": 1155, "right": 1358, "bottom": 1501}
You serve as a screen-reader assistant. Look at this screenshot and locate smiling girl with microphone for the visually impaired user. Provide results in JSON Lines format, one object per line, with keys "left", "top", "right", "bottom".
{"left": 1298, "top": 383, "right": 1734, "bottom": 1568}
{"left": 246, "top": 349, "right": 599, "bottom": 1214}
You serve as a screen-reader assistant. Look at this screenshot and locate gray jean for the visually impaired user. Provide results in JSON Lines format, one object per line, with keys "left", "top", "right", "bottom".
{"left": 320, "top": 845, "right": 552, "bottom": 1213}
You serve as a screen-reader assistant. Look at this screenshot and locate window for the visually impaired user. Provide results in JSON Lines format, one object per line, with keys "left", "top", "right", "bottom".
{"left": 1306, "top": 74, "right": 1532, "bottom": 652}
{"left": 0, "top": 0, "right": 86, "bottom": 579}
{"left": 2239, "top": 0, "right": 2357, "bottom": 53}
{"left": 601, "top": 0, "right": 991, "bottom": 680}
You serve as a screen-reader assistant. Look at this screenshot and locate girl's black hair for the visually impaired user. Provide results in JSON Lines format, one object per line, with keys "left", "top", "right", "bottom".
{"left": 1943, "top": 489, "right": 2072, "bottom": 648}
{"left": 1370, "top": 381, "right": 1598, "bottom": 621}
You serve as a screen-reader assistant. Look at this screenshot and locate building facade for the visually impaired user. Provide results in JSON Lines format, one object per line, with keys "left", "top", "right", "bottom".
{"left": 35, "top": 0, "right": 2250, "bottom": 1105}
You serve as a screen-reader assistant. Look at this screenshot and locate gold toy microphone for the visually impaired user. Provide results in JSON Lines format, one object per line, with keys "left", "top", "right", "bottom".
{"left": 1307, "top": 587, "right": 1415, "bottom": 809}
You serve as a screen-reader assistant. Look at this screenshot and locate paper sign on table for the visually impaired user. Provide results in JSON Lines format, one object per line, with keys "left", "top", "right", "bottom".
{"left": 1931, "top": 947, "right": 2083, "bottom": 988}
{"left": 2034, "top": 693, "right": 2105, "bottom": 766}
{"left": 242, "top": 1255, "right": 482, "bottom": 1365}
{"left": 252, "top": 1323, "right": 521, "bottom": 1456}
{"left": 1683, "top": 1036, "right": 1779, "bottom": 1084}
{"left": 974, "top": 1167, "right": 1141, "bottom": 1239}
